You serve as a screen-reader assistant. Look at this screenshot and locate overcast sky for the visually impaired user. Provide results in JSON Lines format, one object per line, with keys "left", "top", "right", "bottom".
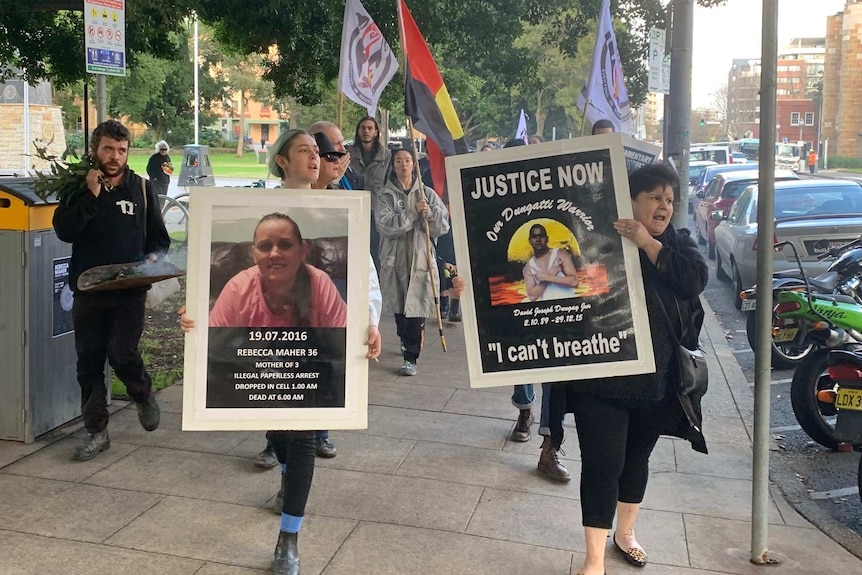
{"left": 691, "top": 0, "right": 847, "bottom": 108}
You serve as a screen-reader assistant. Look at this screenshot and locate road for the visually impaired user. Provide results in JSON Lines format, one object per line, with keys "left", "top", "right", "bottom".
{"left": 687, "top": 205, "right": 862, "bottom": 555}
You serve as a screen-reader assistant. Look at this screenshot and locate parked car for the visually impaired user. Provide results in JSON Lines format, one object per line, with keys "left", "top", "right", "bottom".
{"left": 692, "top": 162, "right": 761, "bottom": 213}
{"left": 730, "top": 151, "right": 749, "bottom": 164}
{"left": 687, "top": 160, "right": 717, "bottom": 213}
{"left": 713, "top": 179, "right": 862, "bottom": 307}
{"left": 694, "top": 169, "right": 799, "bottom": 258}
{"left": 690, "top": 143, "right": 730, "bottom": 164}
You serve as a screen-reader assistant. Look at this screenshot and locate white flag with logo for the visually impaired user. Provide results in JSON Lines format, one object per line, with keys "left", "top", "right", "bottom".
{"left": 338, "top": 0, "right": 398, "bottom": 116}
{"left": 576, "top": 0, "right": 633, "bottom": 135}
{"left": 515, "top": 109, "right": 529, "bottom": 144}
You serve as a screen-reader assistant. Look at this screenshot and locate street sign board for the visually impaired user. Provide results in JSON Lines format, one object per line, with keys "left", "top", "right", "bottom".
{"left": 660, "top": 53, "right": 671, "bottom": 95}
{"left": 648, "top": 28, "right": 665, "bottom": 93}
{"left": 648, "top": 27, "right": 670, "bottom": 95}
{"left": 84, "top": 0, "right": 126, "bottom": 77}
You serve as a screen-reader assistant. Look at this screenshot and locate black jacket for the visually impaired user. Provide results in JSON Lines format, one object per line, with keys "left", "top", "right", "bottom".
{"left": 53, "top": 168, "right": 171, "bottom": 294}
{"left": 551, "top": 225, "right": 709, "bottom": 452}
{"left": 146, "top": 152, "right": 171, "bottom": 187}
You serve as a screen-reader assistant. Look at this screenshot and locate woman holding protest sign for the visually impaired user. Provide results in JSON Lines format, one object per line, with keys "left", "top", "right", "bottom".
{"left": 550, "top": 163, "right": 708, "bottom": 575}
{"left": 181, "top": 128, "right": 381, "bottom": 575}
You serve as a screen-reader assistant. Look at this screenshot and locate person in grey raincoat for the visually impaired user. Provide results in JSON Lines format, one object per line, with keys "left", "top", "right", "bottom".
{"left": 376, "top": 148, "right": 449, "bottom": 376}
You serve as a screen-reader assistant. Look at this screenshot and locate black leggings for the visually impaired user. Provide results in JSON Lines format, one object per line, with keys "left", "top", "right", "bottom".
{"left": 267, "top": 430, "right": 316, "bottom": 517}
{"left": 572, "top": 392, "right": 678, "bottom": 529}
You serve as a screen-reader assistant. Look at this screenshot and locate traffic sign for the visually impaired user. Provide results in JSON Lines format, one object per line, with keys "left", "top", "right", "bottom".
{"left": 84, "top": 0, "right": 126, "bottom": 77}
{"left": 648, "top": 27, "right": 670, "bottom": 95}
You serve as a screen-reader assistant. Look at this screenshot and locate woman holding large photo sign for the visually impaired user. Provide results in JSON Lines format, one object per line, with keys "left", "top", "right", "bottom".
{"left": 552, "top": 164, "right": 708, "bottom": 575}
{"left": 182, "top": 129, "right": 381, "bottom": 575}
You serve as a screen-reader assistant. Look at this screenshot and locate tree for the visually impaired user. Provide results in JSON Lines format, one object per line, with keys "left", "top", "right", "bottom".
{"left": 105, "top": 27, "right": 225, "bottom": 145}
{"left": 2, "top": 0, "right": 728, "bottom": 119}
{"left": 710, "top": 83, "right": 756, "bottom": 141}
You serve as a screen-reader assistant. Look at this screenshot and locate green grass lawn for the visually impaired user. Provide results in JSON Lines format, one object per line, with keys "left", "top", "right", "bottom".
{"left": 127, "top": 151, "right": 273, "bottom": 179}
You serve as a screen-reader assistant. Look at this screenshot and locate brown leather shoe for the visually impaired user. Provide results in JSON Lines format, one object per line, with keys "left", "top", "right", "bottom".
{"left": 510, "top": 409, "right": 533, "bottom": 442}
{"left": 538, "top": 436, "right": 571, "bottom": 482}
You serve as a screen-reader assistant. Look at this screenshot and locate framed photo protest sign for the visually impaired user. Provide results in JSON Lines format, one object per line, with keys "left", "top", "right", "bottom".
{"left": 446, "top": 134, "right": 655, "bottom": 388}
{"left": 182, "top": 188, "right": 371, "bottom": 431}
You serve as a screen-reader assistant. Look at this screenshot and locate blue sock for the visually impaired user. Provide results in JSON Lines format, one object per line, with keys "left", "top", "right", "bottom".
{"left": 280, "top": 513, "right": 303, "bottom": 533}
{"left": 281, "top": 463, "right": 287, "bottom": 474}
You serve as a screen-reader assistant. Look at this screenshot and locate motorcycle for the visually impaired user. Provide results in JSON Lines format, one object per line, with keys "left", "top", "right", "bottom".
{"left": 771, "top": 241, "right": 862, "bottom": 447}
{"left": 740, "top": 236, "right": 862, "bottom": 369}
{"left": 819, "top": 348, "right": 862, "bottom": 501}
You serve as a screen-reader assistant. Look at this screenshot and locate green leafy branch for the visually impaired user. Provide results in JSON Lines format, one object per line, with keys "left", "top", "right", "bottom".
{"left": 33, "top": 144, "right": 95, "bottom": 205}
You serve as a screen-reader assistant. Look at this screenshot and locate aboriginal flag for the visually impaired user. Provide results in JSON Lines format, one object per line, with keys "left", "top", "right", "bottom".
{"left": 397, "top": 0, "right": 468, "bottom": 197}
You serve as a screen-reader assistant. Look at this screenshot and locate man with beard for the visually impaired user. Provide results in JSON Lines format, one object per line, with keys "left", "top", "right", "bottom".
{"left": 53, "top": 120, "right": 170, "bottom": 461}
{"left": 347, "top": 116, "right": 390, "bottom": 268}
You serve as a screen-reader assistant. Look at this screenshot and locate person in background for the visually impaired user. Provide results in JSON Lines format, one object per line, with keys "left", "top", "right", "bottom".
{"left": 591, "top": 119, "right": 616, "bottom": 135}
{"left": 551, "top": 163, "right": 708, "bottom": 575}
{"left": 529, "top": 134, "right": 545, "bottom": 144}
{"left": 146, "top": 140, "right": 172, "bottom": 198}
{"left": 347, "top": 116, "right": 391, "bottom": 269}
{"left": 499, "top": 137, "right": 570, "bottom": 481}
{"left": 807, "top": 148, "right": 817, "bottom": 175}
{"left": 377, "top": 148, "right": 449, "bottom": 376}
{"left": 54, "top": 120, "right": 170, "bottom": 461}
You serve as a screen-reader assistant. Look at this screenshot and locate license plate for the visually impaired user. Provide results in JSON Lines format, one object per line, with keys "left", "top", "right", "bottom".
{"left": 836, "top": 387, "right": 862, "bottom": 412}
{"left": 806, "top": 239, "right": 854, "bottom": 255}
{"left": 741, "top": 299, "right": 756, "bottom": 311}
{"left": 773, "top": 327, "right": 798, "bottom": 343}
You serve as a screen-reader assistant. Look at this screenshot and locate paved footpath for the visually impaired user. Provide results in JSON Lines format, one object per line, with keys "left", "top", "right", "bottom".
{"left": 1, "top": 303, "right": 861, "bottom": 574}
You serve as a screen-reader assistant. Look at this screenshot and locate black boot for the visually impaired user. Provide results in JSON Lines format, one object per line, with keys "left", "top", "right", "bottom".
{"left": 273, "top": 531, "right": 300, "bottom": 575}
{"left": 448, "top": 298, "right": 462, "bottom": 322}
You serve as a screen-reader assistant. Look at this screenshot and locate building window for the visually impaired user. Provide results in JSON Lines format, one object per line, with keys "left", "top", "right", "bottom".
{"left": 805, "top": 112, "right": 814, "bottom": 126}
{"left": 790, "top": 112, "right": 801, "bottom": 126}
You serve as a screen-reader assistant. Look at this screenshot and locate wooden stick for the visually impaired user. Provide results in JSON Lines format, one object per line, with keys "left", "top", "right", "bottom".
{"left": 337, "top": 92, "right": 344, "bottom": 131}
{"left": 406, "top": 117, "right": 447, "bottom": 352}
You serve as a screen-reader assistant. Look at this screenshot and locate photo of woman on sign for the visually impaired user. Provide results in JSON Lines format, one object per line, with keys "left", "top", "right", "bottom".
{"left": 208, "top": 212, "right": 347, "bottom": 329}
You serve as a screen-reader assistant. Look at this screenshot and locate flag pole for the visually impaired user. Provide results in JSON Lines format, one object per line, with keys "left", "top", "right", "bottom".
{"left": 337, "top": 92, "right": 344, "bottom": 131}
{"left": 397, "top": 0, "right": 447, "bottom": 352}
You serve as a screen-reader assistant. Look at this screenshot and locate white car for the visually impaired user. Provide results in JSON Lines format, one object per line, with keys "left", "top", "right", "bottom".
{"left": 713, "top": 179, "right": 862, "bottom": 308}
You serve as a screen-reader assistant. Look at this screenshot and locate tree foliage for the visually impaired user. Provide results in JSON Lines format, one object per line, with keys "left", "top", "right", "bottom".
{"left": 1, "top": 0, "right": 728, "bottom": 141}
{"left": 105, "top": 26, "right": 225, "bottom": 145}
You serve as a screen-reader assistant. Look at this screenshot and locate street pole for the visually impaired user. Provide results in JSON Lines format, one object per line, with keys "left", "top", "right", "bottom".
{"left": 667, "top": 0, "right": 692, "bottom": 228}
{"left": 194, "top": 13, "right": 200, "bottom": 145}
{"left": 95, "top": 74, "right": 107, "bottom": 123}
{"left": 751, "top": 0, "right": 779, "bottom": 565}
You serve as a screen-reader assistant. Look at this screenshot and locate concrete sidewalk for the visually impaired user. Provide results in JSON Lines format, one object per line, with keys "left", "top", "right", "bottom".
{"left": 1, "top": 306, "right": 861, "bottom": 575}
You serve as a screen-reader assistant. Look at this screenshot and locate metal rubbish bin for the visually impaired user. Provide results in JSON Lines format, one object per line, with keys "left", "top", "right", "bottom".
{"left": 177, "top": 144, "right": 215, "bottom": 186}
{"left": 0, "top": 178, "right": 106, "bottom": 442}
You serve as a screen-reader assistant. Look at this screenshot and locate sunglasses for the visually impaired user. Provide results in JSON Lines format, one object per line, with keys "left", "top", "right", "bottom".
{"left": 159, "top": 148, "right": 168, "bottom": 152}
{"left": 321, "top": 153, "right": 342, "bottom": 163}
